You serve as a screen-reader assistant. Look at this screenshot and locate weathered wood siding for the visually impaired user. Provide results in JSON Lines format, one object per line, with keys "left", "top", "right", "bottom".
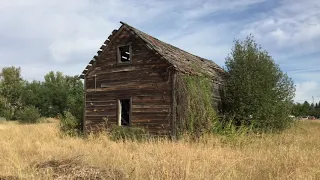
{"left": 84, "top": 27, "right": 172, "bottom": 135}
{"left": 212, "top": 74, "right": 225, "bottom": 113}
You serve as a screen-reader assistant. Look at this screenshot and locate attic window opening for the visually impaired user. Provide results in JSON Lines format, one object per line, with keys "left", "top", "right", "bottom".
{"left": 118, "top": 45, "right": 131, "bottom": 63}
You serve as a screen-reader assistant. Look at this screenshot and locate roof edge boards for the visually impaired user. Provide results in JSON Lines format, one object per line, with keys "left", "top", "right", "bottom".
{"left": 79, "top": 25, "right": 124, "bottom": 79}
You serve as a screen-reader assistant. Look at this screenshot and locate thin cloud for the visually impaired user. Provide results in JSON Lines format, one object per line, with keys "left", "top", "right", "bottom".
{"left": 295, "top": 81, "right": 320, "bottom": 103}
{"left": 287, "top": 68, "right": 320, "bottom": 73}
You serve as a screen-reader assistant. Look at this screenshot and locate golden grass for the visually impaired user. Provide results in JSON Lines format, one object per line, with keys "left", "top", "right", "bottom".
{"left": 0, "top": 120, "right": 320, "bottom": 179}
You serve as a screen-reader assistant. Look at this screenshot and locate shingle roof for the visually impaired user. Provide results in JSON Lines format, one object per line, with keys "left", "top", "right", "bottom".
{"left": 80, "top": 22, "right": 225, "bottom": 79}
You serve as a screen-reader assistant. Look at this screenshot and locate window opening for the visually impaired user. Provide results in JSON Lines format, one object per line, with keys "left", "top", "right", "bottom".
{"left": 118, "top": 45, "right": 131, "bottom": 63}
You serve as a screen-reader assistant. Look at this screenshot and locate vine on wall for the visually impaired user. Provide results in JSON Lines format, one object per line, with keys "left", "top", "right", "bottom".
{"left": 175, "top": 73, "right": 218, "bottom": 137}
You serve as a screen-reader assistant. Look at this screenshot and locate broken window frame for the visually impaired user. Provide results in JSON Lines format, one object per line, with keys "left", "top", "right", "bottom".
{"left": 117, "top": 98, "right": 132, "bottom": 127}
{"left": 117, "top": 44, "right": 132, "bottom": 65}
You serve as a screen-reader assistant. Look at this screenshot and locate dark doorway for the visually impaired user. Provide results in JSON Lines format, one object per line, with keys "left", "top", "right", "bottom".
{"left": 119, "top": 99, "right": 131, "bottom": 126}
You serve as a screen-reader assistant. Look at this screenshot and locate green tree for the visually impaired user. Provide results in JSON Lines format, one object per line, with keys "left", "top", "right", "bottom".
{"left": 65, "top": 76, "right": 84, "bottom": 122}
{"left": 41, "top": 71, "right": 68, "bottom": 117}
{"left": 302, "top": 101, "right": 310, "bottom": 115}
{"left": 311, "top": 103, "right": 315, "bottom": 109}
{"left": 21, "top": 80, "right": 42, "bottom": 107}
{"left": 0, "top": 95, "right": 9, "bottom": 119}
{"left": 224, "top": 35, "right": 295, "bottom": 131}
{"left": 40, "top": 72, "right": 83, "bottom": 121}
{"left": 317, "top": 101, "right": 320, "bottom": 109}
{"left": 292, "top": 102, "right": 312, "bottom": 117}
{"left": 292, "top": 103, "right": 302, "bottom": 116}
{"left": 16, "top": 106, "right": 41, "bottom": 124}
{"left": 0, "top": 66, "right": 24, "bottom": 119}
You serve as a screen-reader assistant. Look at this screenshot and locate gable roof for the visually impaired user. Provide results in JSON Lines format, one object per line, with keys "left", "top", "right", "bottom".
{"left": 80, "top": 22, "right": 225, "bottom": 79}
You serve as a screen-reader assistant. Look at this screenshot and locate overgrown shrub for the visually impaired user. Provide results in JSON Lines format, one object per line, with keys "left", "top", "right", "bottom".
{"left": 59, "top": 111, "right": 82, "bottom": 136}
{"left": 109, "top": 125, "right": 147, "bottom": 141}
{"left": 16, "top": 106, "right": 41, "bottom": 123}
{"left": 212, "top": 117, "right": 254, "bottom": 137}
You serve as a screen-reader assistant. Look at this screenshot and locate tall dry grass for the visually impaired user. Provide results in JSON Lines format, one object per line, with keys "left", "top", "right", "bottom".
{"left": 0, "top": 120, "right": 319, "bottom": 179}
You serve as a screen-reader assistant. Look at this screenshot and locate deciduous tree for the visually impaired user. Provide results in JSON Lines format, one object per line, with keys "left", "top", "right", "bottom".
{"left": 224, "top": 35, "right": 295, "bottom": 131}
{"left": 0, "top": 66, "right": 24, "bottom": 119}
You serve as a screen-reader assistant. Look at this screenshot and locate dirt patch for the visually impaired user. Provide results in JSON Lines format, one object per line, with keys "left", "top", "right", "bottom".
{"left": 33, "top": 157, "right": 125, "bottom": 179}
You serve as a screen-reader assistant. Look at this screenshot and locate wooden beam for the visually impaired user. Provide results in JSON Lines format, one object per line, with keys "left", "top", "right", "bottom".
{"left": 100, "top": 45, "right": 106, "bottom": 50}
{"left": 83, "top": 75, "right": 87, "bottom": 135}
{"left": 85, "top": 65, "right": 91, "bottom": 69}
{"left": 171, "top": 70, "right": 177, "bottom": 138}
{"left": 82, "top": 69, "right": 88, "bottom": 74}
{"left": 89, "top": 59, "right": 95, "bottom": 64}
{"left": 79, "top": 74, "right": 84, "bottom": 79}
{"left": 112, "top": 29, "right": 118, "bottom": 35}
{"left": 104, "top": 39, "right": 110, "bottom": 44}
{"left": 107, "top": 34, "right": 113, "bottom": 40}
{"left": 97, "top": 51, "right": 102, "bottom": 55}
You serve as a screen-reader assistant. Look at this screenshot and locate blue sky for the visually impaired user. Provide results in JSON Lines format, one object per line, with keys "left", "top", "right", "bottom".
{"left": 0, "top": 0, "right": 319, "bottom": 103}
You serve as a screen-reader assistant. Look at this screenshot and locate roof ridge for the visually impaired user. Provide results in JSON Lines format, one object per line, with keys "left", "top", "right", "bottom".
{"left": 121, "top": 21, "right": 225, "bottom": 76}
{"left": 80, "top": 21, "right": 225, "bottom": 79}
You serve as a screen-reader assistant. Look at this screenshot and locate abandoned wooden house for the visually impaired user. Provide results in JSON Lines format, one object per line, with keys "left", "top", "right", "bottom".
{"left": 80, "top": 22, "right": 226, "bottom": 136}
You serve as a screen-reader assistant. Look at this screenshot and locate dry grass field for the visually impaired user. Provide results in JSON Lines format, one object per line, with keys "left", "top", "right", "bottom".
{"left": 0, "top": 120, "right": 319, "bottom": 180}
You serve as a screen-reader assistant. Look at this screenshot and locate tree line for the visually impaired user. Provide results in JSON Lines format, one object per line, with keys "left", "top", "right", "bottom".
{"left": 0, "top": 67, "right": 83, "bottom": 124}
{"left": 292, "top": 101, "right": 320, "bottom": 118}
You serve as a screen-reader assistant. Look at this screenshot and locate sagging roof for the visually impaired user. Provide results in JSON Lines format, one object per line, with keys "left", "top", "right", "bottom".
{"left": 80, "top": 22, "right": 225, "bottom": 79}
